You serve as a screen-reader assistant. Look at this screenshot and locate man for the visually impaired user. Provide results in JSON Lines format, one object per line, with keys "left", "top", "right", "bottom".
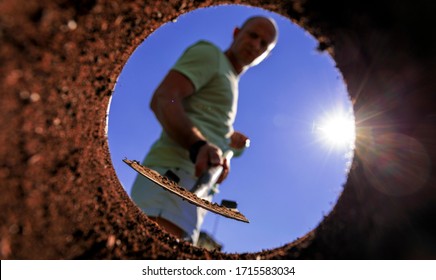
{"left": 131, "top": 16, "right": 278, "bottom": 244}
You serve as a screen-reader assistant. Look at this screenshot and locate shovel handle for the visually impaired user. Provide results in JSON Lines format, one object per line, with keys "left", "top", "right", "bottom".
{"left": 190, "top": 150, "right": 234, "bottom": 193}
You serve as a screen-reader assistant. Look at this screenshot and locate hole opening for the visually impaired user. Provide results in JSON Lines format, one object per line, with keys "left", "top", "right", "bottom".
{"left": 108, "top": 4, "right": 354, "bottom": 253}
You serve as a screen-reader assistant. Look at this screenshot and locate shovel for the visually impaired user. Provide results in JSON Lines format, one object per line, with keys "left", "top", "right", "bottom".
{"left": 190, "top": 149, "right": 234, "bottom": 197}
{"left": 123, "top": 149, "right": 249, "bottom": 223}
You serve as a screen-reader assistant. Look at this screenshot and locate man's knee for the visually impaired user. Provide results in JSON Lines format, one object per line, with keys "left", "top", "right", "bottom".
{"left": 149, "top": 216, "right": 185, "bottom": 238}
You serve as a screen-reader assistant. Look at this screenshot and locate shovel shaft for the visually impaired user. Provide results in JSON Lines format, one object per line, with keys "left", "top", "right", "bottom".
{"left": 190, "top": 150, "right": 234, "bottom": 194}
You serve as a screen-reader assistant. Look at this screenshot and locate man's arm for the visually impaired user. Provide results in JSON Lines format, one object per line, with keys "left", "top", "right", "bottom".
{"left": 150, "top": 70, "right": 229, "bottom": 181}
{"left": 150, "top": 70, "right": 203, "bottom": 149}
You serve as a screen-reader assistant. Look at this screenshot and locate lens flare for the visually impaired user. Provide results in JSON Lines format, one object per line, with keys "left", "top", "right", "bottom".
{"left": 316, "top": 111, "right": 356, "bottom": 150}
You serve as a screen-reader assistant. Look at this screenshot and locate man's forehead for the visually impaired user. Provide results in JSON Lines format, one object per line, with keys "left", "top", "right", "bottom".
{"left": 243, "top": 18, "right": 277, "bottom": 43}
{"left": 243, "top": 17, "right": 275, "bottom": 29}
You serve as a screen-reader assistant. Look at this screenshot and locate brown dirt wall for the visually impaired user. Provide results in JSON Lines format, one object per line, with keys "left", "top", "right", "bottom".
{"left": 1, "top": 0, "right": 436, "bottom": 259}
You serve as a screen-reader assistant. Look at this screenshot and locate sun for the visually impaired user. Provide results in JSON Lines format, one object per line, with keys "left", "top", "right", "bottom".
{"left": 315, "top": 111, "right": 356, "bottom": 149}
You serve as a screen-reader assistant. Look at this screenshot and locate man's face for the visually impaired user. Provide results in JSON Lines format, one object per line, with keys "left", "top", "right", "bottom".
{"left": 230, "top": 18, "right": 277, "bottom": 68}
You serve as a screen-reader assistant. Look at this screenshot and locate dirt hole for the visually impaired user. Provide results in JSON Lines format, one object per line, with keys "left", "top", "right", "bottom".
{"left": 108, "top": 5, "right": 354, "bottom": 253}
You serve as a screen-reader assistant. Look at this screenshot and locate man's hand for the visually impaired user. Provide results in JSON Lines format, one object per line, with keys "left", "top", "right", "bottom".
{"left": 230, "top": 131, "right": 250, "bottom": 149}
{"left": 195, "top": 143, "right": 229, "bottom": 184}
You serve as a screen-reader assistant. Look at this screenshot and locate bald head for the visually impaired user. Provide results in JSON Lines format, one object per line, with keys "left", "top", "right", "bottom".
{"left": 224, "top": 15, "right": 278, "bottom": 73}
{"left": 240, "top": 16, "right": 279, "bottom": 49}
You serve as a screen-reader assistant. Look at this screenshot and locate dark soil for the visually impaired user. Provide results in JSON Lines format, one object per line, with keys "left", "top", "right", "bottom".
{"left": 1, "top": 0, "right": 436, "bottom": 259}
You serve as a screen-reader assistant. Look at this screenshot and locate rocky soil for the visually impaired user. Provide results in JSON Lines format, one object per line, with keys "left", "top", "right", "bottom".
{"left": 1, "top": 0, "right": 436, "bottom": 259}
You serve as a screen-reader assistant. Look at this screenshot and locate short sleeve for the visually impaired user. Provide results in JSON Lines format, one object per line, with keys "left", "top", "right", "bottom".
{"left": 171, "top": 41, "right": 219, "bottom": 91}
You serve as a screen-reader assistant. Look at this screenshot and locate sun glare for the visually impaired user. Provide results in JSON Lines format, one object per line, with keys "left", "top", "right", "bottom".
{"left": 316, "top": 111, "right": 356, "bottom": 149}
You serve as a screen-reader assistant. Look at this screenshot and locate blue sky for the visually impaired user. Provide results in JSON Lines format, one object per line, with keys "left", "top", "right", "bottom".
{"left": 108, "top": 5, "right": 354, "bottom": 253}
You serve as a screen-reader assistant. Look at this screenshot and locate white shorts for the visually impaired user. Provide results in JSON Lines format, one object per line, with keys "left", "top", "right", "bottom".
{"left": 130, "top": 166, "right": 215, "bottom": 244}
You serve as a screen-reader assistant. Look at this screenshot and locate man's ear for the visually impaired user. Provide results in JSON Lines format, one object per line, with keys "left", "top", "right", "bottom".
{"left": 233, "top": 27, "right": 240, "bottom": 39}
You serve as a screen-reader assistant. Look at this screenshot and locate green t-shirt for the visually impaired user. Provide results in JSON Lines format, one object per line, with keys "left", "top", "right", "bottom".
{"left": 144, "top": 41, "right": 240, "bottom": 176}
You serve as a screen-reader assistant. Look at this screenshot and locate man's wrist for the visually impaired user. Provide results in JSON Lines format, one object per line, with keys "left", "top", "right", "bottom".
{"left": 189, "top": 140, "right": 208, "bottom": 163}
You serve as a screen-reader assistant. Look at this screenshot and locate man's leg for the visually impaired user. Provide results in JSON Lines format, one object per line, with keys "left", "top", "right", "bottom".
{"left": 149, "top": 216, "right": 185, "bottom": 239}
{"left": 131, "top": 166, "right": 202, "bottom": 243}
